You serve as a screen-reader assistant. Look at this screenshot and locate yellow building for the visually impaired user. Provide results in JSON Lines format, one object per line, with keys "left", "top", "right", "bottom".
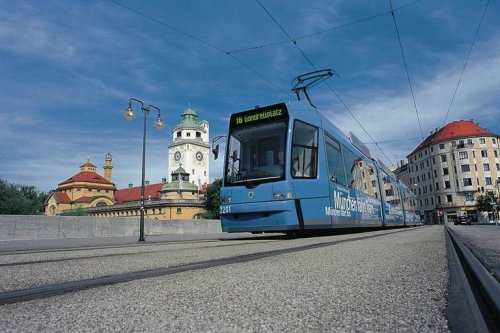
{"left": 45, "top": 155, "right": 116, "bottom": 216}
{"left": 88, "top": 166, "right": 206, "bottom": 220}
{"left": 45, "top": 155, "right": 207, "bottom": 220}
{"left": 45, "top": 105, "right": 210, "bottom": 220}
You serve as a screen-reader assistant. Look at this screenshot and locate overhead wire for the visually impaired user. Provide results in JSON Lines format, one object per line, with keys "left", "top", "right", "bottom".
{"left": 228, "top": 0, "right": 425, "bottom": 55}
{"left": 442, "top": 0, "right": 490, "bottom": 126}
{"left": 256, "top": 0, "right": 396, "bottom": 166}
{"left": 107, "top": 0, "right": 293, "bottom": 99}
{"left": 388, "top": 0, "right": 425, "bottom": 141}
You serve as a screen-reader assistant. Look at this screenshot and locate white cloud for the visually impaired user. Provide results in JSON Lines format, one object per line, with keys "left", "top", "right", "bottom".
{"left": 322, "top": 38, "right": 500, "bottom": 164}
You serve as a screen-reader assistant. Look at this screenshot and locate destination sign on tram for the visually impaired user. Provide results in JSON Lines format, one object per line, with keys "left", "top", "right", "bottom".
{"left": 230, "top": 103, "right": 289, "bottom": 128}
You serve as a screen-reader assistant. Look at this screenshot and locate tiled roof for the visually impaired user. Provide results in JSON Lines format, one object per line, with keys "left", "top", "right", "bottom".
{"left": 199, "top": 183, "right": 211, "bottom": 192}
{"left": 409, "top": 120, "right": 495, "bottom": 156}
{"left": 115, "top": 183, "right": 164, "bottom": 203}
{"left": 53, "top": 192, "right": 71, "bottom": 203}
{"left": 59, "top": 171, "right": 114, "bottom": 186}
{"left": 74, "top": 196, "right": 93, "bottom": 203}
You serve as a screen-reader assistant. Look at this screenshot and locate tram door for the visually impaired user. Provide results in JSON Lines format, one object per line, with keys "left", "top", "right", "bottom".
{"left": 325, "top": 135, "right": 349, "bottom": 227}
{"left": 290, "top": 120, "right": 330, "bottom": 229}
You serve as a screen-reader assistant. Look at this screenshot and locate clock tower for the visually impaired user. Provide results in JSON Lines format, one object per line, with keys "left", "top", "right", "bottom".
{"left": 168, "top": 104, "right": 209, "bottom": 186}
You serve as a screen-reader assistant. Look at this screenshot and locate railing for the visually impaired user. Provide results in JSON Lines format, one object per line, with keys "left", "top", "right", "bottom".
{"left": 87, "top": 199, "right": 206, "bottom": 212}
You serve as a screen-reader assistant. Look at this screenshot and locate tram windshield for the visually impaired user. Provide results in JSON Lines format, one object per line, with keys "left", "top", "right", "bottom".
{"left": 225, "top": 121, "right": 287, "bottom": 186}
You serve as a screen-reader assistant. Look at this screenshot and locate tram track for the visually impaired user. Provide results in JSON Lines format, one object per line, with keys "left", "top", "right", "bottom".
{"left": 0, "top": 227, "right": 422, "bottom": 306}
{"left": 445, "top": 227, "right": 500, "bottom": 332}
{"left": 0, "top": 240, "right": 279, "bottom": 268}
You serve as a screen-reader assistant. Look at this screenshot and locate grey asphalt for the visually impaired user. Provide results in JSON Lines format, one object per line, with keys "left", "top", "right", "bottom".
{"left": 0, "top": 226, "right": 449, "bottom": 332}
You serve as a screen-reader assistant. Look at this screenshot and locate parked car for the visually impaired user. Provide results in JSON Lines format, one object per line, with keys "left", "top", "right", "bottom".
{"left": 454, "top": 216, "right": 471, "bottom": 225}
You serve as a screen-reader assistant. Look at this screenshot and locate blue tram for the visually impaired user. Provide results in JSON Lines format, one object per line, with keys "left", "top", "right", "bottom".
{"left": 216, "top": 101, "right": 420, "bottom": 234}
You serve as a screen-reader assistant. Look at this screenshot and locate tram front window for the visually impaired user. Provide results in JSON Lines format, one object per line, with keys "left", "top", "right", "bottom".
{"left": 225, "top": 121, "right": 287, "bottom": 185}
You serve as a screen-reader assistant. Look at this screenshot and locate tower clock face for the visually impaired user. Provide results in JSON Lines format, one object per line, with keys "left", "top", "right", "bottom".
{"left": 196, "top": 151, "right": 203, "bottom": 161}
{"left": 174, "top": 151, "right": 181, "bottom": 161}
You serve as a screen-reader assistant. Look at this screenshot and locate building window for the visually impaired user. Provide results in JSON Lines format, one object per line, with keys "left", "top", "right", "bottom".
{"left": 187, "top": 132, "right": 191, "bottom": 137}
{"left": 431, "top": 197, "right": 434, "bottom": 205}
{"left": 437, "top": 196, "right": 441, "bottom": 204}
{"left": 451, "top": 141, "right": 456, "bottom": 147}
{"left": 479, "top": 138, "right": 485, "bottom": 144}
{"left": 439, "top": 143, "right": 445, "bottom": 150}
{"left": 497, "top": 163, "right": 500, "bottom": 171}
{"left": 441, "top": 155, "right": 447, "bottom": 162}
{"left": 445, "top": 181, "right": 451, "bottom": 189}
{"left": 495, "top": 150, "right": 498, "bottom": 158}
{"left": 176, "top": 208, "right": 182, "bottom": 214}
{"left": 465, "top": 192, "right": 474, "bottom": 201}
{"left": 443, "top": 167, "right": 448, "bottom": 175}
{"left": 192, "top": 169, "right": 195, "bottom": 175}
{"left": 177, "top": 132, "right": 181, "bottom": 138}
{"left": 434, "top": 169, "right": 438, "bottom": 177}
{"left": 430, "top": 146, "right": 434, "bottom": 152}
{"left": 196, "top": 132, "right": 201, "bottom": 138}
{"left": 481, "top": 150, "right": 488, "bottom": 158}
{"left": 467, "top": 139, "right": 472, "bottom": 145}
{"left": 429, "top": 184, "right": 433, "bottom": 192}
{"left": 435, "top": 182, "right": 439, "bottom": 191}
{"left": 425, "top": 150, "right": 428, "bottom": 155}
{"left": 461, "top": 164, "right": 470, "bottom": 172}
{"left": 485, "top": 177, "right": 492, "bottom": 185}
{"left": 446, "top": 195, "right": 453, "bottom": 203}
{"left": 459, "top": 151, "right": 468, "bottom": 159}
{"left": 493, "top": 138, "right": 497, "bottom": 144}
{"left": 432, "top": 157, "right": 435, "bottom": 165}
{"left": 484, "top": 164, "right": 490, "bottom": 171}
{"left": 463, "top": 178, "right": 472, "bottom": 186}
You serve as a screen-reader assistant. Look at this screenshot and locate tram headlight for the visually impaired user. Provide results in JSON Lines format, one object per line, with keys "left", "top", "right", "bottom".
{"left": 221, "top": 197, "right": 231, "bottom": 204}
{"left": 273, "top": 192, "right": 294, "bottom": 200}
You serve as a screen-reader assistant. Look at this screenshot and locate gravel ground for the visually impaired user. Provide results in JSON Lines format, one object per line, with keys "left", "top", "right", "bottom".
{"left": 0, "top": 226, "right": 449, "bottom": 332}
{"left": 0, "top": 229, "right": 406, "bottom": 292}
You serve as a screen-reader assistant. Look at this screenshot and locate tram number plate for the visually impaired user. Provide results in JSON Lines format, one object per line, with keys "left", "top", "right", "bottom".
{"left": 220, "top": 205, "right": 231, "bottom": 214}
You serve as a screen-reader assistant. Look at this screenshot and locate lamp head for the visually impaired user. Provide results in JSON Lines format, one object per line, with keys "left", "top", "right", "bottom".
{"left": 153, "top": 115, "right": 165, "bottom": 130}
{"left": 123, "top": 102, "right": 136, "bottom": 121}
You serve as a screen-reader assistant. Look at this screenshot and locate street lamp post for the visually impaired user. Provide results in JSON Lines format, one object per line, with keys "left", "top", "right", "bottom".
{"left": 123, "top": 98, "right": 165, "bottom": 242}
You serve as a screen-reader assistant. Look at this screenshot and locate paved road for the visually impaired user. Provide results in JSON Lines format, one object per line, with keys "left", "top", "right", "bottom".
{"left": 0, "top": 226, "right": 452, "bottom": 332}
{"left": 446, "top": 223, "right": 500, "bottom": 281}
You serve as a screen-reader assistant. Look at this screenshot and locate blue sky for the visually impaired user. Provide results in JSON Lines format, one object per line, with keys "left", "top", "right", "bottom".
{"left": 1, "top": 0, "right": 499, "bottom": 192}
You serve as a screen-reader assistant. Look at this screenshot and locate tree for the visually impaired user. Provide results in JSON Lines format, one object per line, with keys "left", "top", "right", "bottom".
{"left": 202, "top": 178, "right": 222, "bottom": 219}
{"left": 0, "top": 178, "right": 49, "bottom": 215}
{"left": 476, "top": 192, "right": 499, "bottom": 212}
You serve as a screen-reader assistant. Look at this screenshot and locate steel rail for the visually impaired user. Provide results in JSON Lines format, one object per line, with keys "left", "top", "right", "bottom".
{"left": 445, "top": 227, "right": 500, "bottom": 331}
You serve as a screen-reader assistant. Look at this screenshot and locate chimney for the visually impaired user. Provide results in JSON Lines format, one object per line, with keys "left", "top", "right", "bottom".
{"left": 162, "top": 178, "right": 167, "bottom": 184}
{"left": 128, "top": 183, "right": 133, "bottom": 188}
{"left": 145, "top": 180, "right": 150, "bottom": 185}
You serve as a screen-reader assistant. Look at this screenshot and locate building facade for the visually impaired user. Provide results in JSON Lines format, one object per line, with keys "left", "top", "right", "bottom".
{"left": 45, "top": 105, "right": 211, "bottom": 220}
{"left": 168, "top": 104, "right": 210, "bottom": 187}
{"left": 407, "top": 120, "right": 500, "bottom": 224}
{"left": 88, "top": 166, "right": 206, "bottom": 220}
{"left": 45, "top": 158, "right": 116, "bottom": 216}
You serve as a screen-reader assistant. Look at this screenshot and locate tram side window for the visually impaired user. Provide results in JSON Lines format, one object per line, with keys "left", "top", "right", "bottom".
{"left": 291, "top": 121, "right": 318, "bottom": 178}
{"left": 361, "top": 162, "right": 379, "bottom": 198}
{"left": 325, "top": 135, "right": 346, "bottom": 185}
{"left": 382, "top": 173, "right": 401, "bottom": 206}
{"left": 342, "top": 147, "right": 358, "bottom": 189}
